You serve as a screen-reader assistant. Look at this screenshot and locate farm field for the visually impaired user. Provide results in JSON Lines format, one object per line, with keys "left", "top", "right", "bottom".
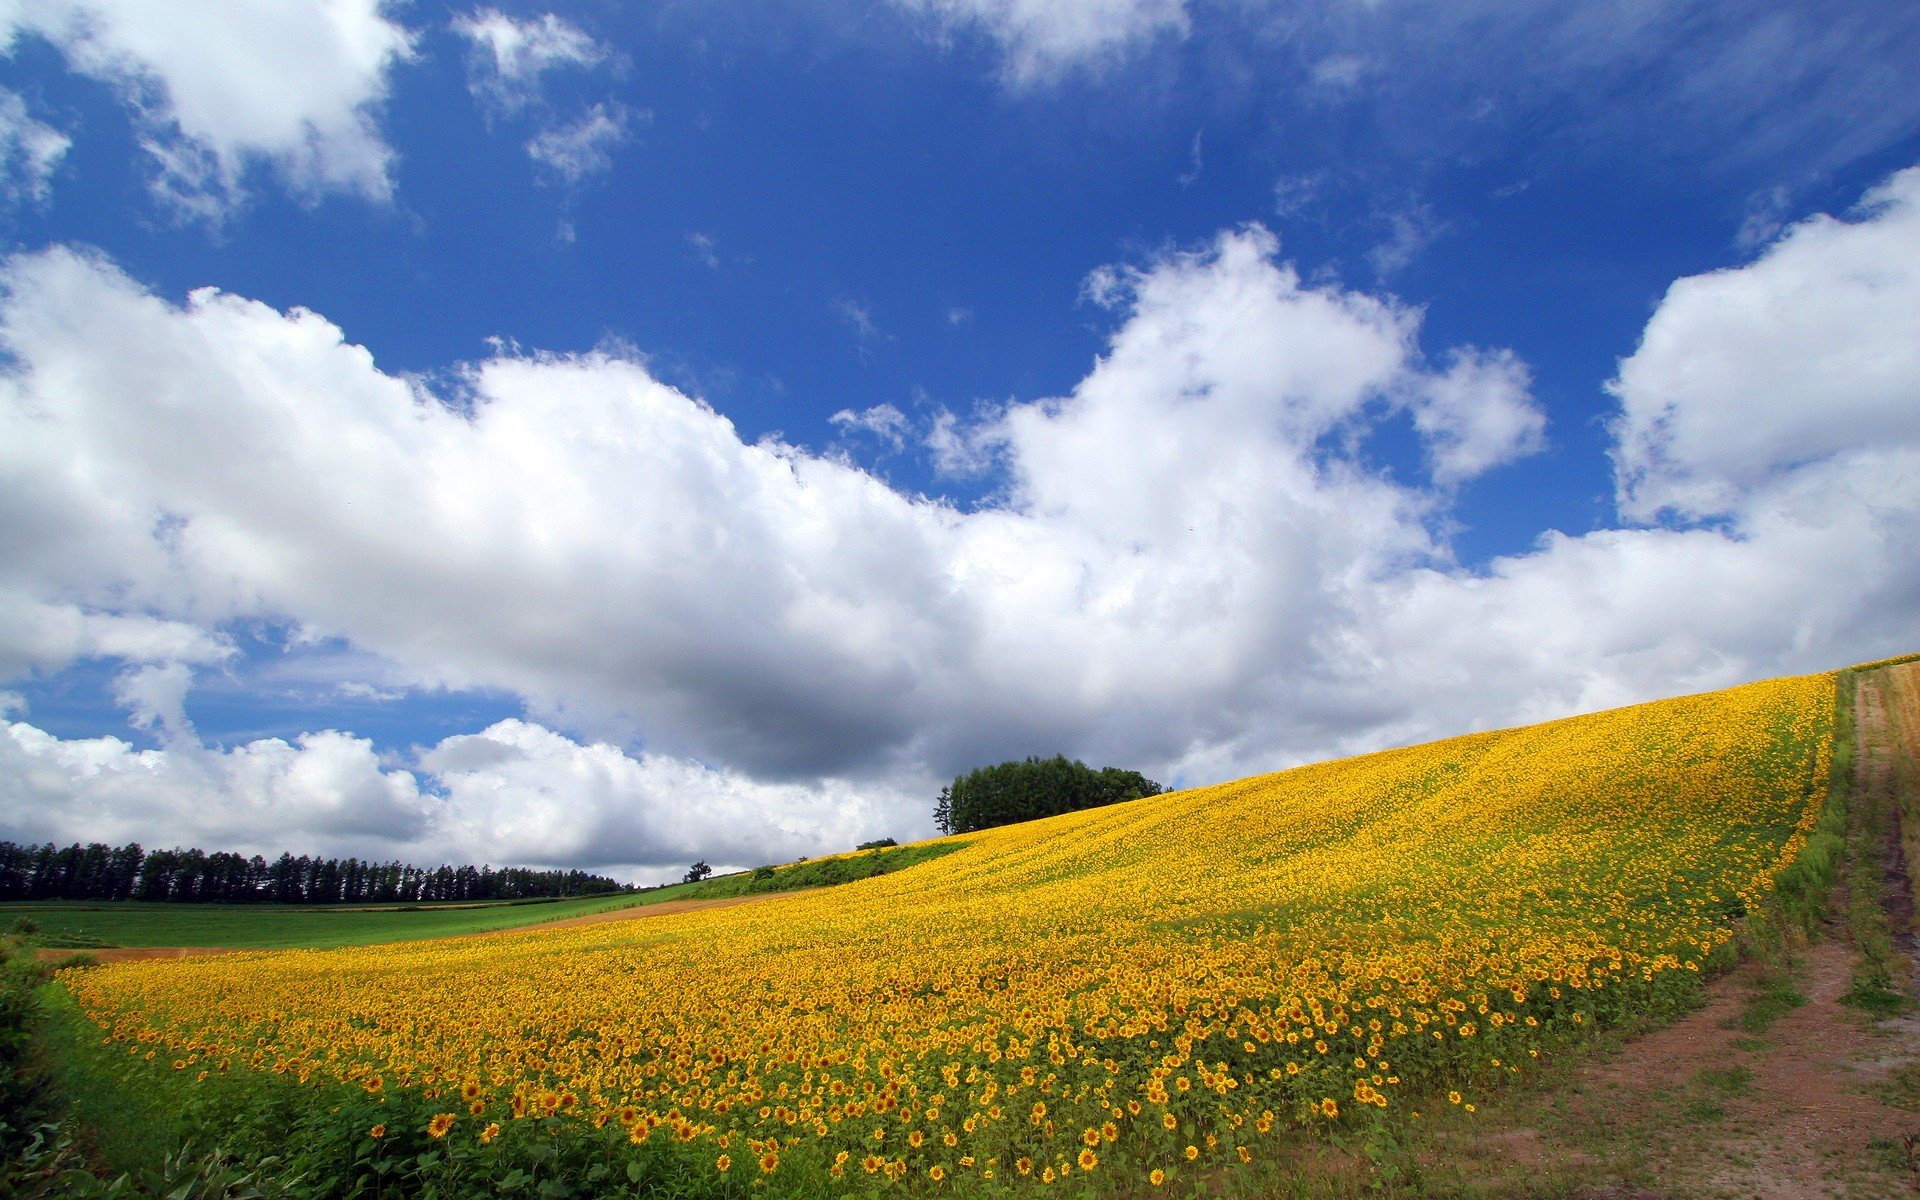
{"left": 3, "top": 840, "right": 968, "bottom": 954}
{"left": 1, "top": 891, "right": 656, "bottom": 951}
{"left": 54, "top": 671, "right": 1836, "bottom": 1196}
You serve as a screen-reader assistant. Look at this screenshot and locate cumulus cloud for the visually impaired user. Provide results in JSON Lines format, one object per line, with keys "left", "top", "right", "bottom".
{"left": 2, "top": 0, "right": 413, "bottom": 214}
{"left": 0, "top": 718, "right": 431, "bottom": 858}
{"left": 890, "top": 0, "right": 1190, "bottom": 83}
{"left": 0, "top": 713, "right": 892, "bottom": 877}
{"left": 420, "top": 719, "right": 891, "bottom": 870}
{"left": 0, "top": 88, "right": 68, "bottom": 205}
{"left": 1408, "top": 348, "right": 1544, "bottom": 485}
{"left": 0, "top": 597, "right": 231, "bottom": 680}
{"left": 1611, "top": 166, "right": 1920, "bottom": 522}
{"left": 2, "top": 166, "right": 1917, "bottom": 870}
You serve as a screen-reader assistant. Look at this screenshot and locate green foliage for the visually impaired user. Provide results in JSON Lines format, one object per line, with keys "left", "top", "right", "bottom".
{"left": 0, "top": 838, "right": 626, "bottom": 905}
{"left": 668, "top": 842, "right": 969, "bottom": 901}
{"left": 936, "top": 754, "right": 1163, "bottom": 835}
{"left": 0, "top": 937, "right": 58, "bottom": 1154}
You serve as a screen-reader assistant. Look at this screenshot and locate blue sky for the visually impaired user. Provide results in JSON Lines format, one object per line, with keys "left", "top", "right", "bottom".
{"left": 2, "top": 0, "right": 1918, "bottom": 882}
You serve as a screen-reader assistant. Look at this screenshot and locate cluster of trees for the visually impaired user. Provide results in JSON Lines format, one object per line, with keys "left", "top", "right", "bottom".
{"left": 934, "top": 755, "right": 1163, "bottom": 835}
{"left": 0, "top": 840, "right": 627, "bottom": 904}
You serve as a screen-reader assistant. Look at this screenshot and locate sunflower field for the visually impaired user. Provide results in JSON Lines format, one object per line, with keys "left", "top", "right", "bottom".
{"left": 59, "top": 672, "right": 1835, "bottom": 1196}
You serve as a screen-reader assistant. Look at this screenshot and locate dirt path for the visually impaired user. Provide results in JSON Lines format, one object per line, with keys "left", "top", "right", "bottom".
{"left": 36, "top": 892, "right": 780, "bottom": 964}
{"left": 1410, "top": 662, "right": 1920, "bottom": 1198}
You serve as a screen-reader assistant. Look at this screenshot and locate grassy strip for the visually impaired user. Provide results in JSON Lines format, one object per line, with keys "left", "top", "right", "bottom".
{"left": 1840, "top": 667, "right": 1910, "bottom": 1014}
{"left": 1885, "top": 663, "right": 1920, "bottom": 933}
{"left": 0, "top": 892, "right": 651, "bottom": 951}
{"left": 661, "top": 840, "right": 968, "bottom": 902}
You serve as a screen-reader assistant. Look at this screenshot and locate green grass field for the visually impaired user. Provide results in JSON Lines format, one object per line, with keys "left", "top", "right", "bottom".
{"left": 0, "top": 891, "right": 653, "bottom": 950}
{"left": 0, "top": 842, "right": 966, "bottom": 951}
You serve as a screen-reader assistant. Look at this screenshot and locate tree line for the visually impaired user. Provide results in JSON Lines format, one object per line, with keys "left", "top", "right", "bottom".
{"left": 934, "top": 754, "right": 1163, "bottom": 835}
{"left": 0, "top": 840, "right": 627, "bottom": 904}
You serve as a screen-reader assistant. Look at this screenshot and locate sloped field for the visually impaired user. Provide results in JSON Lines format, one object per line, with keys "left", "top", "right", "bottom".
{"left": 64, "top": 673, "right": 1834, "bottom": 1192}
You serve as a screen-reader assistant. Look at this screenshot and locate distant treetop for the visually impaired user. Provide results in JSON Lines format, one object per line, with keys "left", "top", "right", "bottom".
{"left": 934, "top": 755, "right": 1163, "bottom": 835}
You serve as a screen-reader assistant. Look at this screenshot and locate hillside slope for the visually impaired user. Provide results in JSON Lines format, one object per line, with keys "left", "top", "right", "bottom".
{"left": 62, "top": 671, "right": 1834, "bottom": 1195}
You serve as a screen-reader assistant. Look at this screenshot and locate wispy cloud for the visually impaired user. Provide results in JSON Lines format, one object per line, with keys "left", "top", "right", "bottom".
{"left": 687, "top": 232, "right": 722, "bottom": 270}
{"left": 451, "top": 8, "right": 632, "bottom": 187}
{"left": 835, "top": 297, "right": 889, "bottom": 359}
{"left": 0, "top": 89, "right": 70, "bottom": 206}
{"left": 451, "top": 9, "right": 613, "bottom": 116}
{"left": 830, "top": 404, "right": 912, "bottom": 450}
{"left": 527, "top": 103, "right": 635, "bottom": 186}
{"left": 1177, "top": 128, "right": 1204, "bottom": 189}
{"left": 888, "top": 0, "right": 1190, "bottom": 84}
{"left": 1367, "top": 201, "right": 1447, "bottom": 278}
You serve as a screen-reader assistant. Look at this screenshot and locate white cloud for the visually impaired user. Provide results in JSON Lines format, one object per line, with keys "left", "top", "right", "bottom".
{"left": 1310, "top": 55, "right": 1366, "bottom": 94}
{"left": 526, "top": 102, "right": 632, "bottom": 185}
{"left": 926, "top": 407, "right": 997, "bottom": 478}
{"left": 1272, "top": 172, "right": 1324, "bottom": 220}
{"left": 0, "top": 87, "right": 69, "bottom": 205}
{"left": 0, "top": 712, "right": 892, "bottom": 876}
{"left": 420, "top": 719, "right": 891, "bottom": 871}
{"left": 1408, "top": 348, "right": 1545, "bottom": 485}
{"left": 687, "top": 232, "right": 722, "bottom": 270}
{"left": 891, "top": 0, "right": 1190, "bottom": 83}
{"left": 451, "top": 8, "right": 610, "bottom": 115}
{"left": 830, "top": 404, "right": 911, "bottom": 450}
{"left": 450, "top": 9, "right": 630, "bottom": 185}
{"left": 2, "top": 165, "right": 1917, "bottom": 870}
{"left": 1366, "top": 200, "right": 1447, "bottom": 278}
{"left": 3, "top": 0, "right": 413, "bottom": 214}
{"left": 112, "top": 661, "right": 195, "bottom": 739}
{"left": 0, "top": 719, "right": 431, "bottom": 857}
{"left": 0, "top": 598, "right": 232, "bottom": 680}
{"left": 1612, "top": 166, "right": 1920, "bottom": 522}
{"left": 1177, "top": 127, "right": 1203, "bottom": 188}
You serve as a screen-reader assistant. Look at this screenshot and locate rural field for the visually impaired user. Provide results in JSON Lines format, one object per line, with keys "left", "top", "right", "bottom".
{"left": 18, "top": 663, "right": 1913, "bottom": 1198}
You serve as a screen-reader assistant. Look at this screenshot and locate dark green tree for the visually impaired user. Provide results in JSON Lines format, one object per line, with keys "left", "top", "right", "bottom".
{"left": 938, "top": 755, "right": 1163, "bottom": 835}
